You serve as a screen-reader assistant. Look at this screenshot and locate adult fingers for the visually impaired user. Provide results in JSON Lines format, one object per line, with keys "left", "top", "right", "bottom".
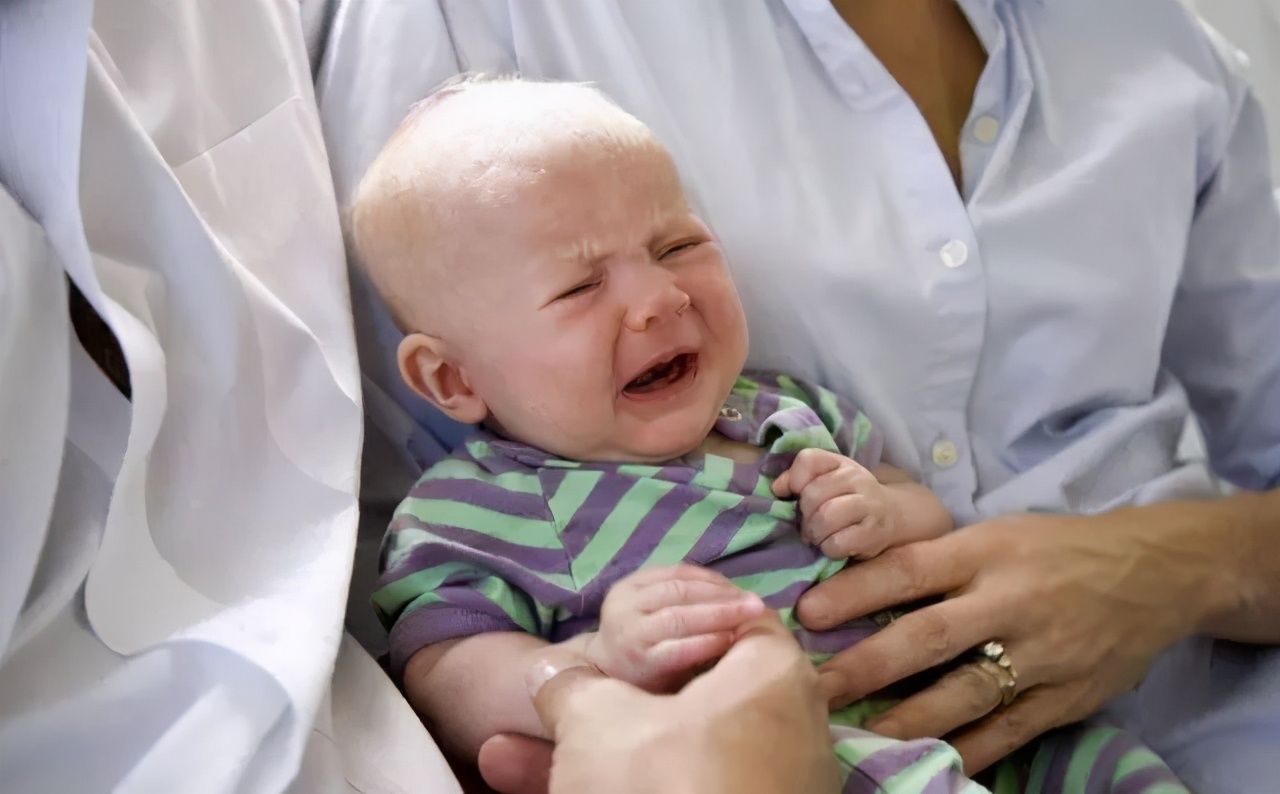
{"left": 639, "top": 596, "right": 766, "bottom": 643}
{"left": 478, "top": 734, "right": 553, "bottom": 794}
{"left": 863, "top": 660, "right": 1012, "bottom": 740}
{"left": 816, "top": 596, "right": 1003, "bottom": 707}
{"left": 771, "top": 448, "right": 843, "bottom": 498}
{"left": 797, "top": 538, "right": 974, "bottom": 630}
{"left": 949, "top": 684, "right": 1079, "bottom": 775}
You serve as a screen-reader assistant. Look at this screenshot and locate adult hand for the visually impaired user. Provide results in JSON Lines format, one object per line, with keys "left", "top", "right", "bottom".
{"left": 797, "top": 503, "right": 1245, "bottom": 774}
{"left": 478, "top": 613, "right": 840, "bottom": 794}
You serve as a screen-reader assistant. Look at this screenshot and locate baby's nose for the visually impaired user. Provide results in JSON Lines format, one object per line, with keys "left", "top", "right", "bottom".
{"left": 623, "top": 271, "right": 691, "bottom": 332}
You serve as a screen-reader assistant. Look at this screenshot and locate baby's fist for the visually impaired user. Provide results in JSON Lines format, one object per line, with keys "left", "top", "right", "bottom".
{"left": 772, "top": 448, "right": 900, "bottom": 559}
{"left": 586, "top": 564, "right": 765, "bottom": 692}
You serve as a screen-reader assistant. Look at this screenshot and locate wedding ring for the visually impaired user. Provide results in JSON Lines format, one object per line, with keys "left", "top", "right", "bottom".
{"left": 975, "top": 640, "right": 1018, "bottom": 707}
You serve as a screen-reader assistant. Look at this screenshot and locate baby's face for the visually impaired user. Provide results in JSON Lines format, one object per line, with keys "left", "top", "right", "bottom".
{"left": 440, "top": 142, "right": 748, "bottom": 462}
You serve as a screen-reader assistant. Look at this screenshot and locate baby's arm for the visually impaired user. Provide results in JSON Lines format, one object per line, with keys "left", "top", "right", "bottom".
{"left": 772, "top": 449, "right": 954, "bottom": 559}
{"left": 403, "top": 565, "right": 764, "bottom": 759}
{"left": 404, "top": 631, "right": 576, "bottom": 759}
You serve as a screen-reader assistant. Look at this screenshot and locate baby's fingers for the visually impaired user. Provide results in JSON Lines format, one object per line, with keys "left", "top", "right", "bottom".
{"left": 634, "top": 576, "right": 750, "bottom": 612}
{"left": 818, "top": 521, "right": 891, "bottom": 560}
{"left": 646, "top": 632, "right": 736, "bottom": 675}
{"left": 639, "top": 595, "right": 766, "bottom": 644}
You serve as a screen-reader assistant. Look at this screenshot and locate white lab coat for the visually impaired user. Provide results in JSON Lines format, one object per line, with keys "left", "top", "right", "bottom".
{"left": 0, "top": 0, "right": 457, "bottom": 791}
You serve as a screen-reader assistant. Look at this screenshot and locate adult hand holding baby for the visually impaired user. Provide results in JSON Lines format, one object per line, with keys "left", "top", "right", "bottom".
{"left": 799, "top": 496, "right": 1280, "bottom": 773}
{"left": 480, "top": 612, "right": 841, "bottom": 794}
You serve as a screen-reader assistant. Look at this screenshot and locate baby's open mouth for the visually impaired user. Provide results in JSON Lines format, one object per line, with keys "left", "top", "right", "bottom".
{"left": 624, "top": 352, "right": 698, "bottom": 396}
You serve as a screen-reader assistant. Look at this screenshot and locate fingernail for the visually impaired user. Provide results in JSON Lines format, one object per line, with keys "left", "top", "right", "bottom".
{"left": 525, "top": 659, "right": 563, "bottom": 699}
{"left": 867, "top": 718, "right": 900, "bottom": 737}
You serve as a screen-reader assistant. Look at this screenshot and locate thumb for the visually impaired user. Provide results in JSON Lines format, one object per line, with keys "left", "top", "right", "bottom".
{"left": 771, "top": 469, "right": 793, "bottom": 498}
{"left": 526, "top": 660, "right": 610, "bottom": 738}
{"left": 478, "top": 734, "right": 554, "bottom": 794}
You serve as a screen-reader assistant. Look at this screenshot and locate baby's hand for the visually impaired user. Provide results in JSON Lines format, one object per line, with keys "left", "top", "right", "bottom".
{"left": 586, "top": 565, "right": 766, "bottom": 693}
{"left": 772, "top": 448, "right": 904, "bottom": 560}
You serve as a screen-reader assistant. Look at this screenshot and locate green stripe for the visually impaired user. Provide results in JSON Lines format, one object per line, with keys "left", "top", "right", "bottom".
{"left": 693, "top": 454, "right": 735, "bottom": 490}
{"left": 817, "top": 387, "right": 844, "bottom": 441}
{"left": 729, "top": 559, "right": 826, "bottom": 599}
{"left": 1024, "top": 735, "right": 1055, "bottom": 794}
{"left": 721, "top": 511, "right": 788, "bottom": 556}
{"left": 768, "top": 421, "right": 840, "bottom": 454}
{"left": 732, "top": 375, "right": 762, "bottom": 402}
{"left": 879, "top": 743, "right": 965, "bottom": 794}
{"left": 644, "top": 492, "right": 740, "bottom": 567}
{"left": 399, "top": 498, "right": 561, "bottom": 548}
{"left": 1062, "top": 727, "right": 1116, "bottom": 794}
{"left": 574, "top": 479, "right": 677, "bottom": 583}
{"left": 617, "top": 464, "right": 664, "bottom": 478}
{"left": 851, "top": 412, "right": 874, "bottom": 456}
{"left": 473, "top": 575, "right": 538, "bottom": 633}
{"left": 775, "top": 374, "right": 809, "bottom": 405}
{"left": 1113, "top": 745, "right": 1166, "bottom": 782}
{"left": 831, "top": 733, "right": 907, "bottom": 767}
{"left": 422, "top": 458, "right": 542, "bottom": 494}
{"left": 547, "top": 470, "right": 603, "bottom": 527}
{"left": 373, "top": 561, "right": 479, "bottom": 615}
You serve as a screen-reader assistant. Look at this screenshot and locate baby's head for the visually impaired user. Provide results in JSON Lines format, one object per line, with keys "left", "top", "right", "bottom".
{"left": 351, "top": 76, "right": 748, "bottom": 462}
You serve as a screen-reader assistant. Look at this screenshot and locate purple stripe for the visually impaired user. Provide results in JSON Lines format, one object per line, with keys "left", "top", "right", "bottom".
{"left": 685, "top": 502, "right": 757, "bottom": 562}
{"left": 388, "top": 605, "right": 521, "bottom": 676}
{"left": 794, "top": 623, "right": 878, "bottom": 655}
{"left": 388, "top": 521, "right": 569, "bottom": 574}
{"left": 920, "top": 758, "right": 970, "bottom": 794}
{"left": 855, "top": 739, "right": 941, "bottom": 782}
{"left": 557, "top": 473, "right": 637, "bottom": 560}
{"left": 408, "top": 478, "right": 549, "bottom": 519}
{"left": 713, "top": 536, "right": 818, "bottom": 579}
{"left": 1084, "top": 730, "right": 1136, "bottom": 794}
{"left": 728, "top": 461, "right": 761, "bottom": 495}
{"left": 380, "top": 542, "right": 574, "bottom": 606}
{"left": 762, "top": 579, "right": 812, "bottom": 609}
{"left": 577, "top": 486, "right": 709, "bottom": 608}
{"left": 1039, "top": 731, "right": 1077, "bottom": 794}
{"left": 549, "top": 615, "right": 599, "bottom": 642}
{"left": 842, "top": 768, "right": 883, "bottom": 794}
{"left": 1112, "top": 764, "right": 1186, "bottom": 794}
{"left": 653, "top": 466, "right": 698, "bottom": 485}
{"left": 752, "top": 386, "right": 782, "bottom": 425}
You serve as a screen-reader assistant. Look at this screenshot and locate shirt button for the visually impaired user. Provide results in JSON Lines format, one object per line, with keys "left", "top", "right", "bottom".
{"left": 973, "top": 115, "right": 1000, "bottom": 144}
{"left": 939, "top": 239, "right": 969, "bottom": 269}
{"left": 931, "top": 438, "right": 959, "bottom": 468}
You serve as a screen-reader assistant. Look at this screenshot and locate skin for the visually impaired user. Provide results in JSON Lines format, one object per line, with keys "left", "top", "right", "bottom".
{"left": 797, "top": 0, "right": 1280, "bottom": 776}
{"left": 487, "top": 612, "right": 842, "bottom": 794}
{"left": 353, "top": 82, "right": 956, "bottom": 767}
{"left": 481, "top": 3, "right": 1280, "bottom": 787}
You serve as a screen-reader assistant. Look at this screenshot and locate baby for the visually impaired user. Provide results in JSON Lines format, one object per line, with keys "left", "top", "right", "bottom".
{"left": 353, "top": 77, "right": 1189, "bottom": 794}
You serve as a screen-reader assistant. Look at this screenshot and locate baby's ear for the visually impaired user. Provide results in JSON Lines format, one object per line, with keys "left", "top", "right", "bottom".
{"left": 397, "top": 333, "right": 488, "bottom": 424}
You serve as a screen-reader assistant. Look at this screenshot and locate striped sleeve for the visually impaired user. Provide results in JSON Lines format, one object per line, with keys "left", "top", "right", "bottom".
{"left": 746, "top": 371, "right": 884, "bottom": 466}
{"left": 372, "top": 450, "right": 572, "bottom": 675}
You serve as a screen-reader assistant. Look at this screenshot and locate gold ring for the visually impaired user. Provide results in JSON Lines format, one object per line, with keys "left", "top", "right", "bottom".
{"left": 975, "top": 641, "right": 1018, "bottom": 707}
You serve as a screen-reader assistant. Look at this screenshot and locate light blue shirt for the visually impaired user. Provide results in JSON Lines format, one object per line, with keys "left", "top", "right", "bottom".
{"left": 316, "top": 1, "right": 1280, "bottom": 789}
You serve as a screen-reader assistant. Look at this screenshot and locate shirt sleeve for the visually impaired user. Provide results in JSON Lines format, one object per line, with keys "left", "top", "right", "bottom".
{"left": 1163, "top": 28, "right": 1280, "bottom": 491}
{"left": 372, "top": 473, "right": 568, "bottom": 676}
{"left": 756, "top": 371, "right": 885, "bottom": 466}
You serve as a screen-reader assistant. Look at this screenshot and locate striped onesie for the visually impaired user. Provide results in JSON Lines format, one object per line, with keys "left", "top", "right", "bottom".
{"left": 376, "top": 371, "right": 1190, "bottom": 794}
